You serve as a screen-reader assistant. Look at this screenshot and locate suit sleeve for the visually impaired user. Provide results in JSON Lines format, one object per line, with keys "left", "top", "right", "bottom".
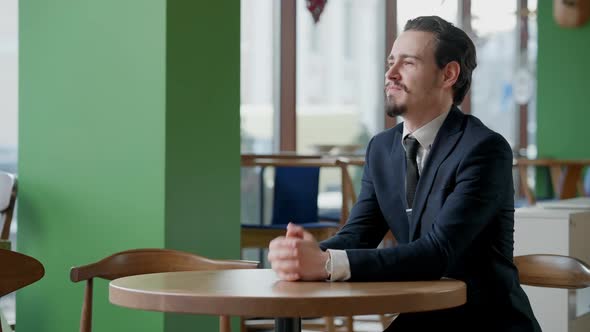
{"left": 344, "top": 133, "right": 513, "bottom": 281}
{"left": 319, "top": 137, "right": 389, "bottom": 251}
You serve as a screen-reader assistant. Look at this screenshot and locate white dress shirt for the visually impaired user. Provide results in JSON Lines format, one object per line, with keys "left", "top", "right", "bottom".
{"left": 326, "top": 110, "right": 450, "bottom": 281}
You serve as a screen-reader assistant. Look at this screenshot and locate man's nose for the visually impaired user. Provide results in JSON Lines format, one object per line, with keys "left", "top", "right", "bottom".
{"left": 385, "top": 64, "right": 401, "bottom": 82}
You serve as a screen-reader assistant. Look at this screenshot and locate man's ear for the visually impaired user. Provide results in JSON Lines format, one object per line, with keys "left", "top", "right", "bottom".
{"left": 442, "top": 61, "right": 460, "bottom": 89}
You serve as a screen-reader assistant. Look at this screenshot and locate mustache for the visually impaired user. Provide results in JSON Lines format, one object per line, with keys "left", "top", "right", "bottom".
{"left": 385, "top": 81, "right": 409, "bottom": 93}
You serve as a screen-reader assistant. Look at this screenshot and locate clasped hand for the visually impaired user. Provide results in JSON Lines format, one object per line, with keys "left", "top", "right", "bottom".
{"left": 267, "top": 222, "right": 330, "bottom": 281}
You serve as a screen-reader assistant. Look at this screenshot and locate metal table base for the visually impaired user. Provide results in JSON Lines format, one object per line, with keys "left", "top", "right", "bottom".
{"left": 275, "top": 317, "right": 301, "bottom": 332}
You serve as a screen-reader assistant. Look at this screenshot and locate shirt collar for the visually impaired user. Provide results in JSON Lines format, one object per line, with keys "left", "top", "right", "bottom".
{"left": 402, "top": 110, "right": 450, "bottom": 150}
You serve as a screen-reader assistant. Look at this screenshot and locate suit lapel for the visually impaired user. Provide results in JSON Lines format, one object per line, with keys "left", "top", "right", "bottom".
{"left": 409, "top": 107, "right": 465, "bottom": 240}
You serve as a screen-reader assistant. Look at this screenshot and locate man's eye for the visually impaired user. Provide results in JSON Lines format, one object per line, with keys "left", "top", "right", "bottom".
{"left": 404, "top": 61, "right": 414, "bottom": 66}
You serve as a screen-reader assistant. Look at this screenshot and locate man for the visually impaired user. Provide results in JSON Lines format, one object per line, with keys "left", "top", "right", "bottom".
{"left": 268, "top": 16, "right": 540, "bottom": 332}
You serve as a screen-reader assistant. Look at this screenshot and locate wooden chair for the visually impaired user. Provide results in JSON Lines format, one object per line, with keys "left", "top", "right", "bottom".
{"left": 0, "top": 172, "right": 17, "bottom": 241}
{"left": 515, "top": 254, "right": 590, "bottom": 289}
{"left": 70, "top": 248, "right": 258, "bottom": 332}
{"left": 0, "top": 249, "right": 45, "bottom": 332}
{"left": 513, "top": 159, "right": 590, "bottom": 205}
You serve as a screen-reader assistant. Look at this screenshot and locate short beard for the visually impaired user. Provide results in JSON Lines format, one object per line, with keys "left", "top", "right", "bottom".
{"left": 385, "top": 99, "right": 407, "bottom": 118}
{"left": 384, "top": 82, "right": 409, "bottom": 118}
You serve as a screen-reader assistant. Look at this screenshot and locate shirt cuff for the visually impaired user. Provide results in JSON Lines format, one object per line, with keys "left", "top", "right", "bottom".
{"left": 326, "top": 249, "right": 351, "bottom": 281}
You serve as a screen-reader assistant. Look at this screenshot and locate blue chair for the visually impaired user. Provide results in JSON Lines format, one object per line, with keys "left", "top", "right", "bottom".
{"left": 241, "top": 159, "right": 344, "bottom": 249}
{"left": 271, "top": 166, "right": 321, "bottom": 225}
{"left": 271, "top": 166, "right": 344, "bottom": 226}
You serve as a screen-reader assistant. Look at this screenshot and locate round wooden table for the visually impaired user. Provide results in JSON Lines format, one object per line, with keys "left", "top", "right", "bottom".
{"left": 109, "top": 269, "right": 466, "bottom": 332}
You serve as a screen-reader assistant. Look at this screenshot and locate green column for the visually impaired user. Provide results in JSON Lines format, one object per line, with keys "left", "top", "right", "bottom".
{"left": 537, "top": 1, "right": 590, "bottom": 159}
{"left": 164, "top": 1, "right": 240, "bottom": 331}
{"left": 18, "top": 1, "right": 240, "bottom": 331}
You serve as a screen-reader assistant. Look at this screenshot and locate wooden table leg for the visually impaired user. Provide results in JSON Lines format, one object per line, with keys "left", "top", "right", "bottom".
{"left": 560, "top": 165, "right": 584, "bottom": 199}
{"left": 518, "top": 165, "right": 536, "bottom": 205}
{"left": 548, "top": 166, "right": 562, "bottom": 198}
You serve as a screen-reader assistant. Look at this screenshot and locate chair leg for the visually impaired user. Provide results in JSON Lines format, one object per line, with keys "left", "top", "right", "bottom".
{"left": 81, "top": 279, "right": 93, "bottom": 332}
{"left": 220, "top": 315, "right": 231, "bottom": 332}
{"left": 324, "top": 316, "right": 336, "bottom": 332}
{"left": 240, "top": 317, "right": 246, "bottom": 332}
{"left": 345, "top": 316, "right": 354, "bottom": 332}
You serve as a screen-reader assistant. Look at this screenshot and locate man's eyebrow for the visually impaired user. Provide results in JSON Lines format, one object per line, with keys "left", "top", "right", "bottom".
{"left": 387, "top": 54, "right": 422, "bottom": 62}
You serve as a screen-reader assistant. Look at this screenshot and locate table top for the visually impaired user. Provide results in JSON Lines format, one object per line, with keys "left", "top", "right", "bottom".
{"left": 110, "top": 269, "right": 466, "bottom": 317}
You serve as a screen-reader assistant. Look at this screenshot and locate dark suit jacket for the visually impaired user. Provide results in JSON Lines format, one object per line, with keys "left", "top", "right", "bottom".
{"left": 320, "top": 107, "right": 541, "bottom": 332}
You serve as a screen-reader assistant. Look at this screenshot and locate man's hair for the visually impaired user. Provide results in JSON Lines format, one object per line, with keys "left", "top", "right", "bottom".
{"left": 404, "top": 16, "right": 477, "bottom": 105}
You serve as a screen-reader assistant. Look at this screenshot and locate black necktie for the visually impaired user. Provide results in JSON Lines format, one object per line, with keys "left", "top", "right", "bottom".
{"left": 404, "top": 136, "right": 420, "bottom": 208}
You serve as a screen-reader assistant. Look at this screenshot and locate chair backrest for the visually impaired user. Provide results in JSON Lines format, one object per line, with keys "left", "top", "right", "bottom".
{"left": 70, "top": 248, "right": 258, "bottom": 332}
{"left": 0, "top": 249, "right": 45, "bottom": 332}
{"left": 515, "top": 254, "right": 590, "bottom": 289}
{"left": 0, "top": 172, "right": 17, "bottom": 240}
{"left": 243, "top": 157, "right": 354, "bottom": 227}
{"left": 271, "top": 166, "right": 320, "bottom": 225}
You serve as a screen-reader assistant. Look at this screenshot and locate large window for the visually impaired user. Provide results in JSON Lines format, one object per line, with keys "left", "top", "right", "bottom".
{"left": 295, "top": 0, "right": 386, "bottom": 212}
{"left": 0, "top": 0, "right": 18, "bottom": 175}
{"left": 241, "top": 1, "right": 539, "bottom": 155}
{"left": 470, "top": 0, "right": 538, "bottom": 155}
{"left": 240, "top": 0, "right": 277, "bottom": 155}
{"left": 296, "top": 0, "right": 386, "bottom": 154}
{"left": 240, "top": 0, "right": 279, "bottom": 231}
{"left": 239, "top": 0, "right": 539, "bottom": 227}
{"left": 471, "top": 0, "right": 519, "bottom": 148}
{"left": 397, "top": 0, "right": 458, "bottom": 29}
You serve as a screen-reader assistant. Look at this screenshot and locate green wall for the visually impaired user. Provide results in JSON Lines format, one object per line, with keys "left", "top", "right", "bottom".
{"left": 18, "top": 1, "right": 240, "bottom": 332}
{"left": 537, "top": 0, "right": 590, "bottom": 159}
{"left": 164, "top": 1, "right": 240, "bottom": 331}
